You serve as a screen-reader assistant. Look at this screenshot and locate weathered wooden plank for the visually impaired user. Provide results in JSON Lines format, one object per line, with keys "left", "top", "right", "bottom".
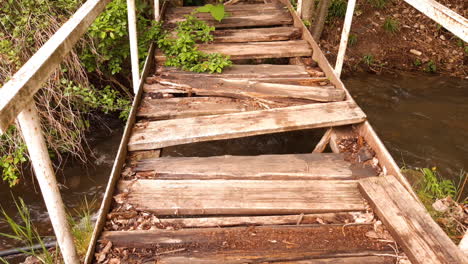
{"left": 156, "top": 40, "right": 313, "bottom": 62}
{"left": 165, "top": 8, "right": 285, "bottom": 21}
{"left": 100, "top": 224, "right": 384, "bottom": 249}
{"left": 0, "top": 0, "right": 112, "bottom": 134}
{"left": 152, "top": 213, "right": 358, "bottom": 228}
{"left": 196, "top": 40, "right": 313, "bottom": 60}
{"left": 134, "top": 153, "right": 377, "bottom": 180}
{"left": 165, "top": 9, "right": 293, "bottom": 28}
{"left": 158, "top": 255, "right": 395, "bottom": 264}
{"left": 137, "top": 97, "right": 259, "bottom": 120}
{"left": 157, "top": 64, "right": 311, "bottom": 78}
{"left": 359, "top": 176, "right": 468, "bottom": 264}
{"left": 165, "top": 3, "right": 281, "bottom": 14}
{"left": 128, "top": 101, "right": 366, "bottom": 151}
{"left": 148, "top": 78, "right": 343, "bottom": 102}
{"left": 212, "top": 27, "right": 301, "bottom": 43}
{"left": 100, "top": 225, "right": 393, "bottom": 262}
{"left": 152, "top": 76, "right": 330, "bottom": 86}
{"left": 117, "top": 179, "right": 367, "bottom": 215}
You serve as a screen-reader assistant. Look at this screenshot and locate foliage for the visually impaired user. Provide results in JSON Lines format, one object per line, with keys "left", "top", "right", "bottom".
{"left": 383, "top": 17, "right": 399, "bottom": 34}
{"left": 413, "top": 58, "right": 422, "bottom": 66}
{"left": 348, "top": 33, "right": 358, "bottom": 46}
{"left": 157, "top": 15, "right": 232, "bottom": 73}
{"left": 68, "top": 197, "right": 97, "bottom": 259}
{"left": 424, "top": 60, "right": 437, "bottom": 73}
{"left": 0, "top": 198, "right": 55, "bottom": 263}
{"left": 197, "top": 3, "right": 228, "bottom": 22}
{"left": 63, "top": 81, "right": 131, "bottom": 120}
{"left": 362, "top": 54, "right": 374, "bottom": 66}
{"left": 80, "top": 0, "right": 161, "bottom": 75}
{"left": 0, "top": 144, "right": 27, "bottom": 187}
{"left": 328, "top": 0, "right": 347, "bottom": 20}
{"left": 419, "top": 168, "right": 456, "bottom": 199}
{"left": 367, "top": 0, "right": 387, "bottom": 9}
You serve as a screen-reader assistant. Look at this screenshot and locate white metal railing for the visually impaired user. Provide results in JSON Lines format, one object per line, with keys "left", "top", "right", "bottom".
{"left": 0, "top": 0, "right": 160, "bottom": 262}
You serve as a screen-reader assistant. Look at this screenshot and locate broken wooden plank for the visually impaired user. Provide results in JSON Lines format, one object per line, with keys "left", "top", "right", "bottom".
{"left": 148, "top": 78, "right": 343, "bottom": 102}
{"left": 152, "top": 212, "right": 359, "bottom": 228}
{"left": 134, "top": 153, "right": 377, "bottom": 180}
{"left": 359, "top": 176, "right": 467, "bottom": 264}
{"left": 156, "top": 40, "right": 313, "bottom": 62}
{"left": 117, "top": 179, "right": 367, "bottom": 215}
{"left": 137, "top": 97, "right": 259, "bottom": 120}
{"left": 156, "top": 64, "right": 311, "bottom": 78}
{"left": 212, "top": 27, "right": 301, "bottom": 43}
{"left": 128, "top": 101, "right": 366, "bottom": 151}
{"left": 313, "top": 128, "right": 333, "bottom": 153}
{"left": 165, "top": 10, "right": 293, "bottom": 29}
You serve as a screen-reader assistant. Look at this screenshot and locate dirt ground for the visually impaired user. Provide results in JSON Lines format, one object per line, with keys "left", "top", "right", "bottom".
{"left": 320, "top": 0, "right": 468, "bottom": 78}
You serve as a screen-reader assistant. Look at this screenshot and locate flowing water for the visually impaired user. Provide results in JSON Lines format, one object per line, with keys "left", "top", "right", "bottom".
{"left": 0, "top": 72, "right": 466, "bottom": 259}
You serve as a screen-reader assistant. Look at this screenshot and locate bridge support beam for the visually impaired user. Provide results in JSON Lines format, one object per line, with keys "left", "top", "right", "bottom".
{"left": 17, "top": 104, "right": 79, "bottom": 264}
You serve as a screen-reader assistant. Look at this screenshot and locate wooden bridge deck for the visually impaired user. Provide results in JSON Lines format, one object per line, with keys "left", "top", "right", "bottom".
{"left": 88, "top": 1, "right": 467, "bottom": 263}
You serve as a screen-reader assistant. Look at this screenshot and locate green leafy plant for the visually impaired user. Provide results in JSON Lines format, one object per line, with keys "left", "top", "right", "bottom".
{"left": 0, "top": 145, "right": 27, "bottom": 187}
{"left": 157, "top": 14, "right": 232, "bottom": 73}
{"left": 362, "top": 54, "right": 374, "bottom": 66}
{"left": 63, "top": 81, "right": 131, "bottom": 120}
{"left": 413, "top": 59, "right": 422, "bottom": 66}
{"left": 424, "top": 60, "right": 437, "bottom": 73}
{"left": 420, "top": 168, "right": 456, "bottom": 199}
{"left": 348, "top": 34, "right": 358, "bottom": 46}
{"left": 383, "top": 17, "right": 399, "bottom": 34}
{"left": 196, "top": 3, "right": 228, "bottom": 22}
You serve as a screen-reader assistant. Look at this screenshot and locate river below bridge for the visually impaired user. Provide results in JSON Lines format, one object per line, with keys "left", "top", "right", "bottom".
{"left": 0, "top": 72, "right": 466, "bottom": 259}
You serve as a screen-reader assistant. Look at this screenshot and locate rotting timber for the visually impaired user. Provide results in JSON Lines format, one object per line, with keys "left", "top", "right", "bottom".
{"left": 86, "top": 1, "right": 468, "bottom": 263}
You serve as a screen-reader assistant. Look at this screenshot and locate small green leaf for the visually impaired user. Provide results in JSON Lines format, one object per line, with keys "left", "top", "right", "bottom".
{"left": 210, "top": 4, "right": 225, "bottom": 22}
{"left": 196, "top": 4, "right": 214, "bottom": 13}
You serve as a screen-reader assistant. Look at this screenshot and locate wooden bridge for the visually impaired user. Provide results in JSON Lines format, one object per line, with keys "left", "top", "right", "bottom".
{"left": 0, "top": 0, "right": 467, "bottom": 263}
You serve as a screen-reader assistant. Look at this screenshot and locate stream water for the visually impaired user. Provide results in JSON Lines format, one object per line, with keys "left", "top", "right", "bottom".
{"left": 0, "top": 72, "right": 466, "bottom": 259}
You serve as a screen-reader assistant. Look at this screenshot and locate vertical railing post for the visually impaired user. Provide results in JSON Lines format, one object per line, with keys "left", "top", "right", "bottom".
{"left": 154, "top": 0, "right": 160, "bottom": 21}
{"left": 127, "top": 0, "right": 140, "bottom": 93}
{"left": 297, "top": 0, "right": 304, "bottom": 18}
{"left": 17, "top": 104, "right": 79, "bottom": 264}
{"left": 335, "top": 0, "right": 356, "bottom": 77}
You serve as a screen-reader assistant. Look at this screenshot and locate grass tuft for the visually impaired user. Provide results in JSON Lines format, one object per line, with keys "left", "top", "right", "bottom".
{"left": 383, "top": 17, "right": 400, "bottom": 34}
